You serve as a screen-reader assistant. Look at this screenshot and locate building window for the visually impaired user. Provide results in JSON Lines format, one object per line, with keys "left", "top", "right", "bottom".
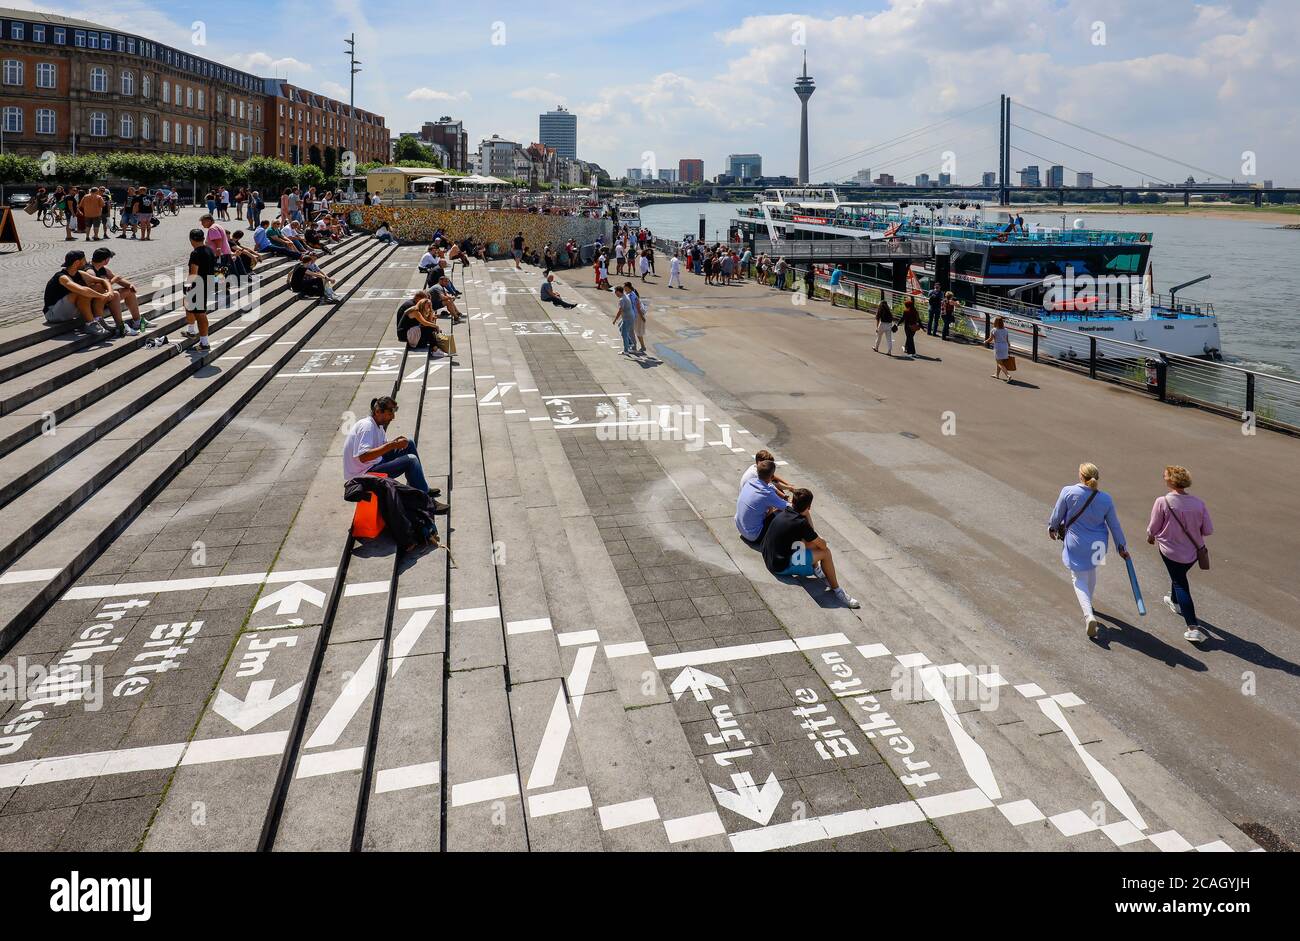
{"left": 120, "top": 113, "right": 134, "bottom": 138}
{"left": 88, "top": 32, "right": 98, "bottom": 49}
{"left": 54, "top": 27, "right": 65, "bottom": 44}
{"left": 175, "top": 84, "right": 182, "bottom": 106}
{"left": 186, "top": 86, "right": 193, "bottom": 108}
{"left": 128, "top": 38, "right": 135, "bottom": 54}
{"left": 185, "top": 124, "right": 193, "bottom": 146}
{"left": 174, "top": 120, "right": 181, "bottom": 143}
{"left": 162, "top": 121, "right": 170, "bottom": 143}
{"left": 11, "top": 23, "right": 23, "bottom": 41}
{"left": 101, "top": 34, "right": 111, "bottom": 49}
{"left": 239, "top": 100, "right": 246, "bottom": 120}
{"left": 2, "top": 107, "right": 20, "bottom": 134}
{"left": 197, "top": 126, "right": 204, "bottom": 147}
{"left": 89, "top": 67, "right": 107, "bottom": 92}
{"left": 37, "top": 62, "right": 55, "bottom": 88}
{"left": 2, "top": 60, "right": 22, "bottom": 86}
{"left": 197, "top": 89, "right": 204, "bottom": 109}
{"left": 216, "top": 128, "right": 223, "bottom": 147}
{"left": 141, "top": 115, "right": 150, "bottom": 139}
{"left": 116, "top": 36, "right": 125, "bottom": 52}
{"left": 121, "top": 70, "right": 134, "bottom": 95}
{"left": 33, "top": 24, "right": 44, "bottom": 42}
{"left": 255, "top": 139, "right": 261, "bottom": 154}
{"left": 142, "top": 73, "right": 150, "bottom": 97}
{"left": 278, "top": 103, "right": 284, "bottom": 117}
{"left": 74, "top": 30, "right": 85, "bottom": 47}
{"left": 89, "top": 112, "right": 108, "bottom": 137}
{"left": 37, "top": 108, "right": 55, "bottom": 134}
{"left": 217, "top": 94, "right": 223, "bottom": 112}
{"left": 162, "top": 79, "right": 169, "bottom": 101}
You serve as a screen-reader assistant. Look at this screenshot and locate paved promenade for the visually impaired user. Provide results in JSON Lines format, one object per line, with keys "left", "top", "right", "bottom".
{"left": 0, "top": 244, "right": 1280, "bottom": 852}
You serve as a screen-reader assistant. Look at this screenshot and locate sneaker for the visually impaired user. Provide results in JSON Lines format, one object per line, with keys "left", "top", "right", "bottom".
{"left": 1085, "top": 615, "right": 1100, "bottom": 638}
{"left": 198, "top": 338, "right": 210, "bottom": 351}
{"left": 814, "top": 562, "right": 825, "bottom": 580}
{"left": 123, "top": 323, "right": 140, "bottom": 337}
{"left": 1163, "top": 595, "right": 1182, "bottom": 616}
{"left": 184, "top": 323, "right": 199, "bottom": 336}
{"left": 86, "top": 322, "right": 109, "bottom": 338}
{"left": 1184, "top": 627, "right": 1207, "bottom": 643}
{"left": 831, "top": 587, "right": 861, "bottom": 609}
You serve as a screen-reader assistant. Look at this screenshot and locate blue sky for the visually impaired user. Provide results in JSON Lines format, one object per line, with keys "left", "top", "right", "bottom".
{"left": 10, "top": 0, "right": 1298, "bottom": 184}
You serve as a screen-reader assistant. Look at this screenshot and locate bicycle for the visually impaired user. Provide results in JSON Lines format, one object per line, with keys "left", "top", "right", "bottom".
{"left": 42, "top": 206, "right": 66, "bottom": 229}
{"left": 160, "top": 200, "right": 181, "bottom": 217}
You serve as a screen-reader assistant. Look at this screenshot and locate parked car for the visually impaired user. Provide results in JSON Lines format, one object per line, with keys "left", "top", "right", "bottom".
{"left": 7, "top": 193, "right": 32, "bottom": 209}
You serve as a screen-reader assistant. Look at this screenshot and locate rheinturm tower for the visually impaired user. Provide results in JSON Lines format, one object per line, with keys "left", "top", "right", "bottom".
{"left": 794, "top": 51, "right": 816, "bottom": 184}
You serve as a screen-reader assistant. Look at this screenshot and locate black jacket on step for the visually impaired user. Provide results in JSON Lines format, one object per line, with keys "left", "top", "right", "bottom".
{"left": 344, "top": 474, "right": 437, "bottom": 548}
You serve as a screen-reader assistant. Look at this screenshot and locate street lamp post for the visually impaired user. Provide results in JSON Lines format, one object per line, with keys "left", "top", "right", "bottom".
{"left": 344, "top": 34, "right": 362, "bottom": 200}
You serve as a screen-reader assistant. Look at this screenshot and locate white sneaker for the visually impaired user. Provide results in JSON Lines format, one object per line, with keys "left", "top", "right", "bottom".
{"left": 1163, "top": 595, "right": 1182, "bottom": 616}
{"left": 1085, "top": 615, "right": 1100, "bottom": 638}
{"left": 124, "top": 323, "right": 139, "bottom": 336}
{"left": 184, "top": 323, "right": 199, "bottom": 336}
{"left": 198, "top": 337, "right": 210, "bottom": 350}
{"left": 1184, "top": 627, "right": 1207, "bottom": 643}
{"left": 831, "top": 587, "right": 861, "bottom": 609}
{"left": 814, "top": 562, "right": 825, "bottom": 580}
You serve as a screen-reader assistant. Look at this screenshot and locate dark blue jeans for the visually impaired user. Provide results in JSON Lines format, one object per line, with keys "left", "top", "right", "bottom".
{"left": 372, "top": 442, "right": 429, "bottom": 494}
{"left": 1161, "top": 552, "right": 1198, "bottom": 627}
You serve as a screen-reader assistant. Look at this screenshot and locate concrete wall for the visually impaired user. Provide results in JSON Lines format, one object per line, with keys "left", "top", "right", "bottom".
{"left": 351, "top": 205, "right": 608, "bottom": 253}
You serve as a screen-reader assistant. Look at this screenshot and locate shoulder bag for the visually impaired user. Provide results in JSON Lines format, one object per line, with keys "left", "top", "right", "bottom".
{"left": 1165, "top": 495, "right": 1210, "bottom": 570}
{"left": 1051, "top": 488, "right": 1098, "bottom": 541}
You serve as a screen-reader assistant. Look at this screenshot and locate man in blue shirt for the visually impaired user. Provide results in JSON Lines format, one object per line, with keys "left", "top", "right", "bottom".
{"left": 254, "top": 220, "right": 299, "bottom": 258}
{"left": 735, "top": 460, "right": 789, "bottom": 543}
{"left": 927, "top": 285, "right": 943, "bottom": 335}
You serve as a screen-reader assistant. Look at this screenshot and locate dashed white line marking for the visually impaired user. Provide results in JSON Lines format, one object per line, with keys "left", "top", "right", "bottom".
{"left": 506, "top": 617, "right": 553, "bottom": 635}
{"left": 528, "top": 786, "right": 593, "bottom": 818}
{"left": 376, "top": 761, "right": 441, "bottom": 794}
{"left": 556, "top": 629, "right": 600, "bottom": 646}
{"left": 663, "top": 811, "right": 726, "bottom": 844}
{"left": 598, "top": 797, "right": 661, "bottom": 831}
{"left": 452, "top": 605, "right": 500, "bottom": 623}
{"left": 451, "top": 773, "right": 520, "bottom": 807}
{"left": 297, "top": 747, "right": 365, "bottom": 779}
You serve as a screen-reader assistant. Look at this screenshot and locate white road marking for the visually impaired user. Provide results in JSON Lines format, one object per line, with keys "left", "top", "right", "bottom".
{"left": 598, "top": 797, "right": 660, "bottom": 831}
{"left": 297, "top": 747, "right": 365, "bottom": 779}
{"left": 556, "top": 629, "right": 600, "bottom": 647}
{"left": 1149, "top": 830, "right": 1194, "bottom": 852}
{"left": 1038, "top": 696, "right": 1147, "bottom": 831}
{"left": 304, "top": 642, "right": 381, "bottom": 750}
{"left": 62, "top": 566, "right": 338, "bottom": 600}
{"left": 389, "top": 608, "right": 438, "bottom": 674}
{"left": 528, "top": 786, "right": 593, "bottom": 818}
{"left": 0, "top": 568, "right": 61, "bottom": 586}
{"left": 397, "top": 593, "right": 446, "bottom": 609}
{"left": 345, "top": 581, "right": 391, "bottom": 597}
{"left": 917, "top": 665, "right": 1001, "bottom": 801}
{"left": 998, "top": 799, "right": 1045, "bottom": 825}
{"left": 603, "top": 641, "right": 649, "bottom": 659}
{"left": 525, "top": 687, "right": 570, "bottom": 791}
{"left": 653, "top": 633, "right": 850, "bottom": 670}
{"left": 452, "top": 605, "right": 500, "bottom": 623}
{"left": 663, "top": 811, "right": 726, "bottom": 844}
{"left": 566, "top": 645, "right": 597, "bottom": 717}
{"left": 376, "top": 761, "right": 441, "bottom": 794}
{"left": 451, "top": 773, "right": 520, "bottom": 807}
{"left": 506, "top": 617, "right": 552, "bottom": 635}
{"left": 856, "top": 643, "right": 891, "bottom": 659}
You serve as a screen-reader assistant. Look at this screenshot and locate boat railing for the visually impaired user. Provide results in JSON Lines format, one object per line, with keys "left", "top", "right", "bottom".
{"left": 759, "top": 264, "right": 1300, "bottom": 435}
{"left": 754, "top": 238, "right": 935, "bottom": 259}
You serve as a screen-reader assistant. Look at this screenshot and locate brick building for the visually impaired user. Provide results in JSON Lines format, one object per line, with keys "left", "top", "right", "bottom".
{"left": 418, "top": 116, "right": 468, "bottom": 171}
{"left": 0, "top": 7, "right": 385, "bottom": 167}
{"left": 678, "top": 158, "right": 704, "bottom": 183}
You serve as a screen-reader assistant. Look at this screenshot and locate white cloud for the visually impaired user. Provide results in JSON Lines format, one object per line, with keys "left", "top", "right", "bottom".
{"left": 406, "top": 87, "right": 471, "bottom": 102}
{"left": 510, "top": 87, "right": 562, "bottom": 104}
{"left": 224, "top": 51, "right": 314, "bottom": 76}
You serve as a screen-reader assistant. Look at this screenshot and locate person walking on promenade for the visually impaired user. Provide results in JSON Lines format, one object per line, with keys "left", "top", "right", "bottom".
{"left": 874, "top": 299, "right": 895, "bottom": 355}
{"left": 638, "top": 248, "right": 651, "bottom": 283}
{"left": 804, "top": 266, "right": 816, "bottom": 300}
{"left": 926, "top": 284, "right": 943, "bottom": 335}
{"left": 512, "top": 231, "right": 525, "bottom": 270}
{"left": 901, "top": 298, "right": 921, "bottom": 356}
{"left": 624, "top": 281, "right": 648, "bottom": 353}
{"left": 669, "top": 252, "right": 684, "bottom": 289}
{"left": 1048, "top": 462, "right": 1129, "bottom": 638}
{"left": 775, "top": 256, "right": 788, "bottom": 291}
{"left": 1146, "top": 465, "right": 1213, "bottom": 644}
{"left": 941, "top": 291, "right": 958, "bottom": 340}
{"left": 986, "top": 315, "right": 1013, "bottom": 380}
{"left": 612, "top": 285, "right": 639, "bottom": 355}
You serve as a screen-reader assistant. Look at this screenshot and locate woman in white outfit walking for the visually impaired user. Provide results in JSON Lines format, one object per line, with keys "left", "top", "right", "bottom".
{"left": 1048, "top": 462, "right": 1130, "bottom": 638}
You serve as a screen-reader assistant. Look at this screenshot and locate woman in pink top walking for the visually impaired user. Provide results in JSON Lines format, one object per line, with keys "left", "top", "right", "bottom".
{"left": 1146, "top": 465, "right": 1213, "bottom": 644}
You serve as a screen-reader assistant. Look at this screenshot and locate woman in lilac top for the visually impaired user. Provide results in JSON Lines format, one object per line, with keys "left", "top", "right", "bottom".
{"left": 1048, "top": 462, "right": 1128, "bottom": 638}
{"left": 1146, "top": 465, "right": 1213, "bottom": 644}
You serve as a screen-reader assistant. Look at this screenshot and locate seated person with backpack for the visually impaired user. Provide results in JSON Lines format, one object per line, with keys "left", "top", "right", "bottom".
{"left": 761, "top": 488, "right": 861, "bottom": 608}
{"left": 289, "top": 252, "right": 340, "bottom": 301}
{"left": 395, "top": 290, "right": 444, "bottom": 350}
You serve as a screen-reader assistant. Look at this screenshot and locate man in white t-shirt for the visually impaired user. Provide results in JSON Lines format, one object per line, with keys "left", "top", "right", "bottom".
{"left": 342, "top": 396, "right": 432, "bottom": 494}
{"left": 739, "top": 448, "right": 793, "bottom": 498}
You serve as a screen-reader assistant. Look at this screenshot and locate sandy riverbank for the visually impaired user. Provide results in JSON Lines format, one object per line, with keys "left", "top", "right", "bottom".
{"left": 1009, "top": 203, "right": 1300, "bottom": 225}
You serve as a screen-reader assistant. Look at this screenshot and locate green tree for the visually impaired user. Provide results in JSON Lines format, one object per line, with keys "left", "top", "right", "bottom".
{"left": 393, "top": 136, "right": 441, "bottom": 167}
{"left": 50, "top": 154, "right": 106, "bottom": 184}
{"left": 295, "top": 163, "right": 326, "bottom": 190}
{"left": 242, "top": 156, "right": 297, "bottom": 195}
{"left": 0, "top": 153, "right": 38, "bottom": 185}
{"left": 323, "top": 147, "right": 338, "bottom": 178}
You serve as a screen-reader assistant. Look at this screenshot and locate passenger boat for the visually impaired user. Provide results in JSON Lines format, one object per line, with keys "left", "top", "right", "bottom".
{"left": 733, "top": 189, "right": 1222, "bottom": 357}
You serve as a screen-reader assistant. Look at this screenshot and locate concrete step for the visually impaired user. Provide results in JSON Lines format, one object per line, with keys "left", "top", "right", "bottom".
{"left": 0, "top": 241, "right": 386, "bottom": 506}
{"left": 0, "top": 243, "right": 397, "bottom": 654}
{"left": 0, "top": 238, "right": 365, "bottom": 421}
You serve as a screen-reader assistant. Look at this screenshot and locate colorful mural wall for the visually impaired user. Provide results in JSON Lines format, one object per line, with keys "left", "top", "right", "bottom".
{"left": 350, "top": 206, "right": 609, "bottom": 254}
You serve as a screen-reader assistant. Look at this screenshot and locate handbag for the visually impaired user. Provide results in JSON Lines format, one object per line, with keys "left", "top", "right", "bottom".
{"left": 435, "top": 333, "right": 457, "bottom": 355}
{"left": 1165, "top": 495, "right": 1210, "bottom": 570}
{"left": 1005, "top": 355, "right": 1017, "bottom": 371}
{"left": 1051, "top": 489, "right": 1098, "bottom": 540}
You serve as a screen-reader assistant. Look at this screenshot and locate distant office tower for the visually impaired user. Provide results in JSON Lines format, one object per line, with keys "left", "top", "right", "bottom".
{"left": 1019, "top": 165, "right": 1041, "bottom": 187}
{"left": 658, "top": 169, "right": 678, "bottom": 182}
{"left": 853, "top": 168, "right": 872, "bottom": 183}
{"left": 915, "top": 173, "right": 931, "bottom": 187}
{"left": 1076, "top": 171, "right": 1094, "bottom": 188}
{"left": 421, "top": 117, "right": 469, "bottom": 170}
{"left": 538, "top": 105, "right": 577, "bottom": 160}
{"left": 982, "top": 171, "right": 997, "bottom": 187}
{"left": 678, "top": 159, "right": 704, "bottom": 183}
{"left": 1046, "top": 165, "right": 1065, "bottom": 187}
{"left": 937, "top": 173, "right": 952, "bottom": 186}
{"left": 793, "top": 52, "right": 815, "bottom": 184}
{"left": 875, "top": 173, "right": 895, "bottom": 185}
{"left": 727, "top": 153, "right": 762, "bottom": 181}
{"left": 626, "top": 168, "right": 643, "bottom": 182}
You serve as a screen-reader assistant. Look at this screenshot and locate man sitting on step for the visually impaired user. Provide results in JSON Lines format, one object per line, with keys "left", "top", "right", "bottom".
{"left": 761, "top": 488, "right": 861, "bottom": 608}
{"left": 540, "top": 274, "right": 578, "bottom": 309}
{"left": 343, "top": 397, "right": 445, "bottom": 511}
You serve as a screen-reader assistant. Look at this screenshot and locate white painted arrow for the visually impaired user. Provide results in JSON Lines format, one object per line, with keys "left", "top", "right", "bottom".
{"left": 213, "top": 680, "right": 302, "bottom": 732}
{"left": 711, "top": 772, "right": 783, "bottom": 825}
{"left": 253, "top": 582, "right": 325, "bottom": 616}
{"left": 554, "top": 416, "right": 580, "bottom": 425}
{"left": 545, "top": 398, "right": 571, "bottom": 406}
{"left": 233, "top": 334, "right": 269, "bottom": 349}
{"left": 670, "top": 666, "right": 728, "bottom": 702}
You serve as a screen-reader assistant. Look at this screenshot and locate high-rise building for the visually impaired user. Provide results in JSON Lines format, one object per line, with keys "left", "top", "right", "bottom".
{"left": 1046, "top": 165, "right": 1065, "bottom": 187}
{"left": 1019, "top": 165, "right": 1041, "bottom": 187}
{"left": 874, "top": 173, "right": 895, "bottom": 186}
{"left": 982, "top": 171, "right": 997, "bottom": 187}
{"left": 915, "top": 173, "right": 931, "bottom": 187}
{"left": 479, "top": 134, "right": 523, "bottom": 179}
{"left": 727, "top": 153, "right": 762, "bottom": 180}
{"left": 853, "top": 168, "right": 872, "bottom": 184}
{"left": 793, "top": 52, "right": 815, "bottom": 184}
{"left": 678, "top": 158, "right": 704, "bottom": 183}
{"left": 420, "top": 116, "right": 469, "bottom": 170}
{"left": 1076, "top": 171, "right": 1094, "bottom": 188}
{"left": 626, "top": 168, "right": 643, "bottom": 182}
{"left": 657, "top": 168, "right": 677, "bottom": 183}
{"left": 538, "top": 105, "right": 576, "bottom": 160}
{"left": 937, "top": 173, "right": 952, "bottom": 186}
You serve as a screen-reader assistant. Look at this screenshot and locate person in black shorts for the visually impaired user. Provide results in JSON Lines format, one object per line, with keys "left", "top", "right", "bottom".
{"left": 760, "top": 488, "right": 860, "bottom": 608}
{"left": 512, "top": 232, "right": 525, "bottom": 270}
{"left": 185, "top": 228, "right": 215, "bottom": 351}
